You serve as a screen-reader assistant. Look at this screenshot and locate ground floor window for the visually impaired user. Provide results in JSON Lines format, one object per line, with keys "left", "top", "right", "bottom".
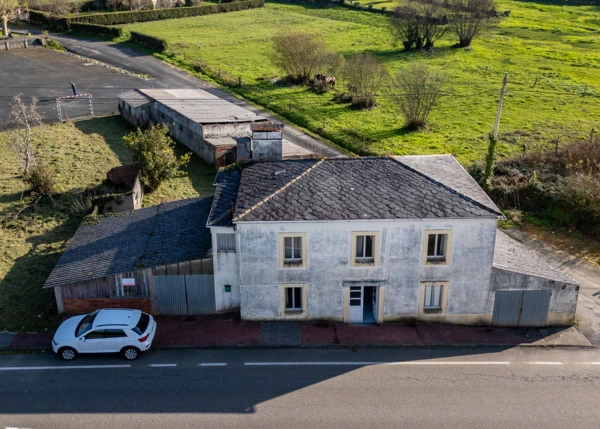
{"left": 424, "top": 284, "right": 442, "bottom": 310}
{"left": 285, "top": 287, "right": 303, "bottom": 311}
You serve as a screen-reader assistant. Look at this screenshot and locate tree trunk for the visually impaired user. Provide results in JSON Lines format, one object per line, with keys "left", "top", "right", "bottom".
{"left": 2, "top": 15, "right": 9, "bottom": 37}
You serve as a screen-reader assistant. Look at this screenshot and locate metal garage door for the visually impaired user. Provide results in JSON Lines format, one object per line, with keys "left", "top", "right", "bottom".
{"left": 156, "top": 275, "right": 215, "bottom": 315}
{"left": 492, "top": 290, "right": 551, "bottom": 327}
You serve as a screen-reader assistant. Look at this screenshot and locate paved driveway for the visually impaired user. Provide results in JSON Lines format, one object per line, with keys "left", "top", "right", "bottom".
{"left": 0, "top": 47, "right": 154, "bottom": 125}
{"left": 504, "top": 228, "right": 600, "bottom": 347}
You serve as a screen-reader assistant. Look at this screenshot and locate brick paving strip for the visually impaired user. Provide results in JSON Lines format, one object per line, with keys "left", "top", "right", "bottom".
{"left": 2, "top": 314, "right": 593, "bottom": 351}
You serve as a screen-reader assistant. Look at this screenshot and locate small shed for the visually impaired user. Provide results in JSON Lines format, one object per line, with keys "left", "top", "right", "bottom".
{"left": 44, "top": 197, "right": 216, "bottom": 315}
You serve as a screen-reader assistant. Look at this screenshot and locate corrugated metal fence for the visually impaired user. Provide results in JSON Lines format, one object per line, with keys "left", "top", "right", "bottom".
{"left": 156, "top": 275, "right": 215, "bottom": 315}
{"left": 492, "top": 290, "right": 551, "bottom": 327}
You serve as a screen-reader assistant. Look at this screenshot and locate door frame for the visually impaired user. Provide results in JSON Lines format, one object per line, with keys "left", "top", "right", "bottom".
{"left": 344, "top": 284, "right": 384, "bottom": 324}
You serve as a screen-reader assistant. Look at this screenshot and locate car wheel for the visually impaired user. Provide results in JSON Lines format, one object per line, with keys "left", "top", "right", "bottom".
{"left": 122, "top": 346, "right": 139, "bottom": 360}
{"left": 59, "top": 347, "right": 77, "bottom": 361}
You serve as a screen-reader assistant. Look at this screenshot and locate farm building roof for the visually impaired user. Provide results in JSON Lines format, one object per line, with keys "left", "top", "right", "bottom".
{"left": 130, "top": 88, "right": 267, "bottom": 124}
{"left": 44, "top": 197, "right": 214, "bottom": 288}
{"left": 118, "top": 90, "right": 153, "bottom": 108}
{"left": 207, "top": 155, "right": 503, "bottom": 226}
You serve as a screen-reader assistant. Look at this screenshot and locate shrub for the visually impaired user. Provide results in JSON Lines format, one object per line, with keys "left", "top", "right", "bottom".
{"left": 447, "top": 0, "right": 497, "bottom": 47}
{"left": 124, "top": 125, "right": 190, "bottom": 190}
{"left": 130, "top": 31, "right": 167, "bottom": 50}
{"left": 24, "top": 164, "right": 55, "bottom": 197}
{"left": 342, "top": 54, "right": 388, "bottom": 108}
{"left": 391, "top": 0, "right": 448, "bottom": 50}
{"left": 69, "top": 22, "right": 124, "bottom": 37}
{"left": 272, "top": 31, "right": 334, "bottom": 83}
{"left": 389, "top": 64, "right": 447, "bottom": 129}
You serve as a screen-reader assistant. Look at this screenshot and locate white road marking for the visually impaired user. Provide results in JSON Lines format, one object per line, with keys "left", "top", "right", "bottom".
{"left": 0, "top": 365, "right": 131, "bottom": 371}
{"left": 199, "top": 363, "right": 228, "bottom": 367}
{"left": 529, "top": 362, "right": 563, "bottom": 365}
{"left": 148, "top": 364, "right": 177, "bottom": 367}
{"left": 244, "top": 361, "right": 511, "bottom": 366}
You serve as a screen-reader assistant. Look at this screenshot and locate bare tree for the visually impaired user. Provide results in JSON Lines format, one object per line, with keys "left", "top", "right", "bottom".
{"left": 342, "top": 54, "right": 388, "bottom": 108}
{"left": 272, "top": 31, "right": 333, "bottom": 83}
{"left": 447, "top": 0, "right": 497, "bottom": 47}
{"left": 9, "top": 95, "right": 42, "bottom": 176}
{"left": 1, "top": 0, "right": 18, "bottom": 37}
{"left": 391, "top": 0, "right": 448, "bottom": 50}
{"left": 390, "top": 64, "right": 447, "bottom": 129}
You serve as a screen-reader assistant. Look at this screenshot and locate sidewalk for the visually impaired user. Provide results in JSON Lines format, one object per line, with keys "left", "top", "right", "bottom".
{"left": 1, "top": 313, "right": 593, "bottom": 351}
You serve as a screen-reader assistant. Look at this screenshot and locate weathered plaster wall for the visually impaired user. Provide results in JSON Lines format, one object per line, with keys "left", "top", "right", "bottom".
{"left": 491, "top": 267, "right": 578, "bottom": 325}
{"left": 237, "top": 218, "right": 498, "bottom": 322}
{"left": 203, "top": 123, "right": 254, "bottom": 139}
{"left": 252, "top": 131, "right": 283, "bottom": 159}
{"left": 211, "top": 227, "right": 241, "bottom": 312}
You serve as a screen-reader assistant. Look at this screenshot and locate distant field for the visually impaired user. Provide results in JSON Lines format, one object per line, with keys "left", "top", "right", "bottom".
{"left": 0, "top": 116, "right": 215, "bottom": 331}
{"left": 124, "top": 0, "right": 600, "bottom": 164}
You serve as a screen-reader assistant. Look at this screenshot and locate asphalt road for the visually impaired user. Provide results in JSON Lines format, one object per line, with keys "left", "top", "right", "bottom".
{"left": 1, "top": 347, "right": 600, "bottom": 428}
{"left": 6, "top": 27, "right": 343, "bottom": 157}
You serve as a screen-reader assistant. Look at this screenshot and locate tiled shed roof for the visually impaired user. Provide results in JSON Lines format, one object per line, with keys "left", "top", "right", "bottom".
{"left": 44, "top": 197, "right": 214, "bottom": 288}
{"left": 230, "top": 157, "right": 503, "bottom": 222}
{"left": 493, "top": 230, "right": 577, "bottom": 284}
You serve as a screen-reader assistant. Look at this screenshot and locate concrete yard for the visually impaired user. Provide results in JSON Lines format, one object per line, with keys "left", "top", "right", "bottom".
{"left": 0, "top": 47, "right": 154, "bottom": 125}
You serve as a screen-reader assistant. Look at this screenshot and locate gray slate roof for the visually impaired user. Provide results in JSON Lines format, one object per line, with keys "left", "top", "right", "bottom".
{"left": 397, "top": 155, "right": 501, "bottom": 214}
{"left": 44, "top": 197, "right": 214, "bottom": 288}
{"left": 207, "top": 168, "right": 242, "bottom": 227}
{"left": 493, "top": 231, "right": 577, "bottom": 284}
{"left": 230, "top": 157, "right": 503, "bottom": 222}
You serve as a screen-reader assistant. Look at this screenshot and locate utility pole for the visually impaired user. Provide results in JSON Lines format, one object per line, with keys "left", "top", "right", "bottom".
{"left": 484, "top": 74, "right": 508, "bottom": 191}
{"left": 493, "top": 74, "right": 508, "bottom": 139}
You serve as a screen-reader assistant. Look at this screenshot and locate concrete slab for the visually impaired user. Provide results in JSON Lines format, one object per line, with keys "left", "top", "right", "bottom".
{"left": 0, "top": 47, "right": 154, "bottom": 126}
{"left": 523, "top": 326, "right": 593, "bottom": 348}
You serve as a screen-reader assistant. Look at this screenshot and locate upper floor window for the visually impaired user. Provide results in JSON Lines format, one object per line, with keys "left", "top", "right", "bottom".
{"left": 351, "top": 231, "right": 380, "bottom": 266}
{"left": 217, "top": 233, "right": 236, "bottom": 253}
{"left": 355, "top": 234, "right": 375, "bottom": 262}
{"left": 279, "top": 233, "right": 307, "bottom": 268}
{"left": 423, "top": 230, "right": 453, "bottom": 266}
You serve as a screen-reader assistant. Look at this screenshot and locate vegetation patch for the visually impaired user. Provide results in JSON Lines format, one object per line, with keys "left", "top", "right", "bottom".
{"left": 0, "top": 115, "right": 215, "bottom": 331}
{"left": 124, "top": 1, "right": 599, "bottom": 164}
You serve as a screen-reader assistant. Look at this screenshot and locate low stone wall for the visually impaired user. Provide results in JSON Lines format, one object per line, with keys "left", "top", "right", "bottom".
{"left": 0, "top": 37, "right": 36, "bottom": 51}
{"left": 63, "top": 298, "right": 152, "bottom": 314}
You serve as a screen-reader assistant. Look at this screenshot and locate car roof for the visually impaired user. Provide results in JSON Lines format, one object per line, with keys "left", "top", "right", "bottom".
{"left": 92, "top": 309, "right": 141, "bottom": 329}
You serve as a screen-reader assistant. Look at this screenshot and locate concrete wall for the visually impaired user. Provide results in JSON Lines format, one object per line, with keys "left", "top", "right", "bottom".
{"left": 252, "top": 131, "right": 283, "bottom": 159}
{"left": 0, "top": 37, "right": 35, "bottom": 51}
{"left": 211, "top": 227, "right": 241, "bottom": 312}
{"left": 236, "top": 218, "right": 498, "bottom": 323}
{"left": 203, "top": 123, "right": 254, "bottom": 139}
{"left": 490, "top": 268, "right": 578, "bottom": 326}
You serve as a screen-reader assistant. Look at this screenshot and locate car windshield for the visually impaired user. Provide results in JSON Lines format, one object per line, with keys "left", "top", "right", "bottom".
{"left": 75, "top": 311, "right": 98, "bottom": 337}
{"left": 132, "top": 313, "right": 150, "bottom": 336}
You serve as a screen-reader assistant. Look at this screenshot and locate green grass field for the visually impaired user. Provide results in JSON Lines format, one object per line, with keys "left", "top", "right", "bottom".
{"left": 123, "top": 0, "right": 600, "bottom": 164}
{"left": 0, "top": 116, "right": 215, "bottom": 332}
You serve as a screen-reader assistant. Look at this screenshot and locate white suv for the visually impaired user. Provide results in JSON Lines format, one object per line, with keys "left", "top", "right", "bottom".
{"left": 52, "top": 309, "right": 156, "bottom": 361}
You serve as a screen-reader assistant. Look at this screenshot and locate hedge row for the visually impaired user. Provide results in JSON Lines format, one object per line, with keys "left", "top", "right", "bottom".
{"left": 130, "top": 31, "right": 167, "bottom": 51}
{"left": 69, "top": 23, "right": 125, "bottom": 37}
{"left": 67, "top": 0, "right": 264, "bottom": 25}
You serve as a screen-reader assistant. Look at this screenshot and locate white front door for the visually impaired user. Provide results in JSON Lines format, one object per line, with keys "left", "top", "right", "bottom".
{"left": 349, "top": 286, "right": 363, "bottom": 323}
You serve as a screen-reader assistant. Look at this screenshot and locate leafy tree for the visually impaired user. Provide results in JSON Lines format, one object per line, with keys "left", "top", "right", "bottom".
{"left": 124, "top": 125, "right": 190, "bottom": 190}
{"left": 0, "top": 0, "right": 18, "bottom": 37}
{"left": 389, "top": 64, "right": 447, "bottom": 129}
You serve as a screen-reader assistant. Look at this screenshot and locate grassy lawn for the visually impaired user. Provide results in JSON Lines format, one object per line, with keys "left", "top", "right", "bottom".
{"left": 123, "top": 0, "right": 600, "bottom": 165}
{"left": 0, "top": 115, "right": 215, "bottom": 332}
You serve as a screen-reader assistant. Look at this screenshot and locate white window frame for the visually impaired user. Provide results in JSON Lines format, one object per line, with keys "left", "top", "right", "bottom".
{"left": 217, "top": 233, "right": 236, "bottom": 253}
{"left": 351, "top": 231, "right": 381, "bottom": 267}
{"left": 355, "top": 234, "right": 375, "bottom": 262}
{"left": 279, "top": 233, "right": 307, "bottom": 268}
{"left": 419, "top": 281, "right": 449, "bottom": 316}
{"left": 279, "top": 284, "right": 308, "bottom": 316}
{"left": 285, "top": 286, "right": 303, "bottom": 312}
{"left": 422, "top": 230, "right": 453, "bottom": 266}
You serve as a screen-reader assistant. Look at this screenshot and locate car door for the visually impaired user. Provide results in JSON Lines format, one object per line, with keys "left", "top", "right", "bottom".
{"left": 102, "top": 329, "right": 129, "bottom": 353}
{"left": 78, "top": 330, "right": 105, "bottom": 353}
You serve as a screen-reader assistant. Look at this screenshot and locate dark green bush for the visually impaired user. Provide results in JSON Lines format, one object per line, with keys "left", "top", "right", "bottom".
{"left": 131, "top": 31, "right": 168, "bottom": 50}
{"left": 69, "top": 23, "right": 124, "bottom": 37}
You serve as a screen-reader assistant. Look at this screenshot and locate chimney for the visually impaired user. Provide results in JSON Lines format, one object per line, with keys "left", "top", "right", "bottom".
{"left": 251, "top": 122, "right": 284, "bottom": 160}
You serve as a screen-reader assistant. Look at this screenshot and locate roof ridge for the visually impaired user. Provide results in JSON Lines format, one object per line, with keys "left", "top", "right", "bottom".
{"left": 233, "top": 159, "right": 325, "bottom": 222}
{"left": 389, "top": 157, "right": 504, "bottom": 218}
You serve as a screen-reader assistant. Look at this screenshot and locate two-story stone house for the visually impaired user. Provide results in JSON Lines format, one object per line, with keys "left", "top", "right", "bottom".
{"left": 208, "top": 155, "right": 579, "bottom": 326}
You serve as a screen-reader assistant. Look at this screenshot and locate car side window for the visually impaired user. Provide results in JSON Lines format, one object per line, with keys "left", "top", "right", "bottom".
{"left": 85, "top": 330, "right": 104, "bottom": 340}
{"left": 103, "top": 329, "right": 128, "bottom": 338}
